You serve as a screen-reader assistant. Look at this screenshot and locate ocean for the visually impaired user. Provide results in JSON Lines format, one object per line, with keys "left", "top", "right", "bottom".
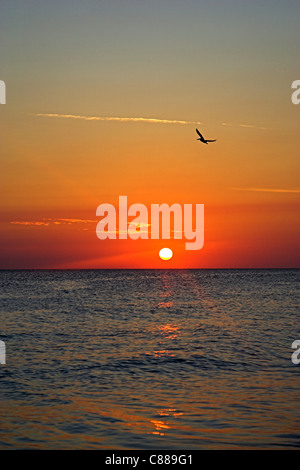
{"left": 0, "top": 269, "right": 299, "bottom": 449}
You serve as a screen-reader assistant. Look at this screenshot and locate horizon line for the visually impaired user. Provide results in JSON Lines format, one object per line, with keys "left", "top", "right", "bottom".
{"left": 0, "top": 267, "right": 298, "bottom": 271}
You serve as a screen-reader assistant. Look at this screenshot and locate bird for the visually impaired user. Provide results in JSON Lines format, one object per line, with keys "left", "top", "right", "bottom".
{"left": 196, "top": 128, "right": 216, "bottom": 144}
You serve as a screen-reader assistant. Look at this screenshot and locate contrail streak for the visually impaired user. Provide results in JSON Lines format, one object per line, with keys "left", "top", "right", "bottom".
{"left": 34, "top": 113, "right": 203, "bottom": 125}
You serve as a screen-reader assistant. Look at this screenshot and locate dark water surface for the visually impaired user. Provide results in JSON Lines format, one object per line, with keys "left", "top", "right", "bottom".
{"left": 0, "top": 269, "right": 299, "bottom": 449}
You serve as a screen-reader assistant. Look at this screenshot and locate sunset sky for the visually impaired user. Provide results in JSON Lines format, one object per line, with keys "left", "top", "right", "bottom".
{"left": 0, "top": 0, "right": 299, "bottom": 268}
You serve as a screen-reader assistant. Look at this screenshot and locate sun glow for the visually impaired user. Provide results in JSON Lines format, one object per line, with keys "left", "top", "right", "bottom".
{"left": 159, "top": 248, "right": 173, "bottom": 260}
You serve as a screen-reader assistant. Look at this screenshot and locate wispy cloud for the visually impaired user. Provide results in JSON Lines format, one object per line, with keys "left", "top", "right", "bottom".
{"left": 239, "top": 124, "right": 267, "bottom": 130}
{"left": 230, "top": 187, "right": 300, "bottom": 194}
{"left": 56, "top": 218, "right": 96, "bottom": 223}
{"left": 10, "top": 218, "right": 97, "bottom": 227}
{"left": 34, "top": 113, "right": 203, "bottom": 125}
{"left": 222, "top": 123, "right": 267, "bottom": 130}
{"left": 10, "top": 221, "right": 50, "bottom": 226}
{"left": 10, "top": 218, "right": 151, "bottom": 232}
{"left": 34, "top": 113, "right": 268, "bottom": 130}
{"left": 11, "top": 218, "right": 202, "bottom": 239}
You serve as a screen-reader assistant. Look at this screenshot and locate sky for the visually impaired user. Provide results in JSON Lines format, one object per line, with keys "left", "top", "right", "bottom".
{"left": 0, "top": 0, "right": 299, "bottom": 268}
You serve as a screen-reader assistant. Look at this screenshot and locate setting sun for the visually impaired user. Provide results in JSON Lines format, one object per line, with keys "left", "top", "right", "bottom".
{"left": 159, "top": 248, "right": 173, "bottom": 260}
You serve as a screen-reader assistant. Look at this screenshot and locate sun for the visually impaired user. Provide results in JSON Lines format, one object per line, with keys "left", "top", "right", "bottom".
{"left": 159, "top": 248, "right": 173, "bottom": 260}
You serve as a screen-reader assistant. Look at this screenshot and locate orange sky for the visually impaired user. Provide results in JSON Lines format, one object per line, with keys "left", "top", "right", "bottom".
{"left": 0, "top": 1, "right": 299, "bottom": 268}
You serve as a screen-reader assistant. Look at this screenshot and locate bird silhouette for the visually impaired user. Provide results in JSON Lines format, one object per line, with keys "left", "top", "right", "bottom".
{"left": 196, "top": 128, "right": 216, "bottom": 144}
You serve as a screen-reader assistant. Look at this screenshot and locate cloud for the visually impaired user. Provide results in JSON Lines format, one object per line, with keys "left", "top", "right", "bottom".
{"left": 239, "top": 124, "right": 267, "bottom": 130}
{"left": 10, "top": 218, "right": 97, "bottom": 227}
{"left": 222, "top": 122, "right": 267, "bottom": 130}
{"left": 34, "top": 113, "right": 268, "bottom": 130}
{"left": 10, "top": 218, "right": 199, "bottom": 237}
{"left": 56, "top": 218, "right": 96, "bottom": 224}
{"left": 230, "top": 187, "right": 300, "bottom": 194}
{"left": 10, "top": 221, "right": 50, "bottom": 226}
{"left": 34, "top": 113, "right": 203, "bottom": 125}
{"left": 10, "top": 218, "right": 151, "bottom": 235}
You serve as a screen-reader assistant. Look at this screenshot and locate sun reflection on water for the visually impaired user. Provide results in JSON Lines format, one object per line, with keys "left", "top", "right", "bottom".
{"left": 157, "top": 324, "right": 179, "bottom": 339}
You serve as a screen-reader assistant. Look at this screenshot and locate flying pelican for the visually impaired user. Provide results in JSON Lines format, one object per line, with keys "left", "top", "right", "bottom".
{"left": 196, "top": 128, "right": 216, "bottom": 144}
